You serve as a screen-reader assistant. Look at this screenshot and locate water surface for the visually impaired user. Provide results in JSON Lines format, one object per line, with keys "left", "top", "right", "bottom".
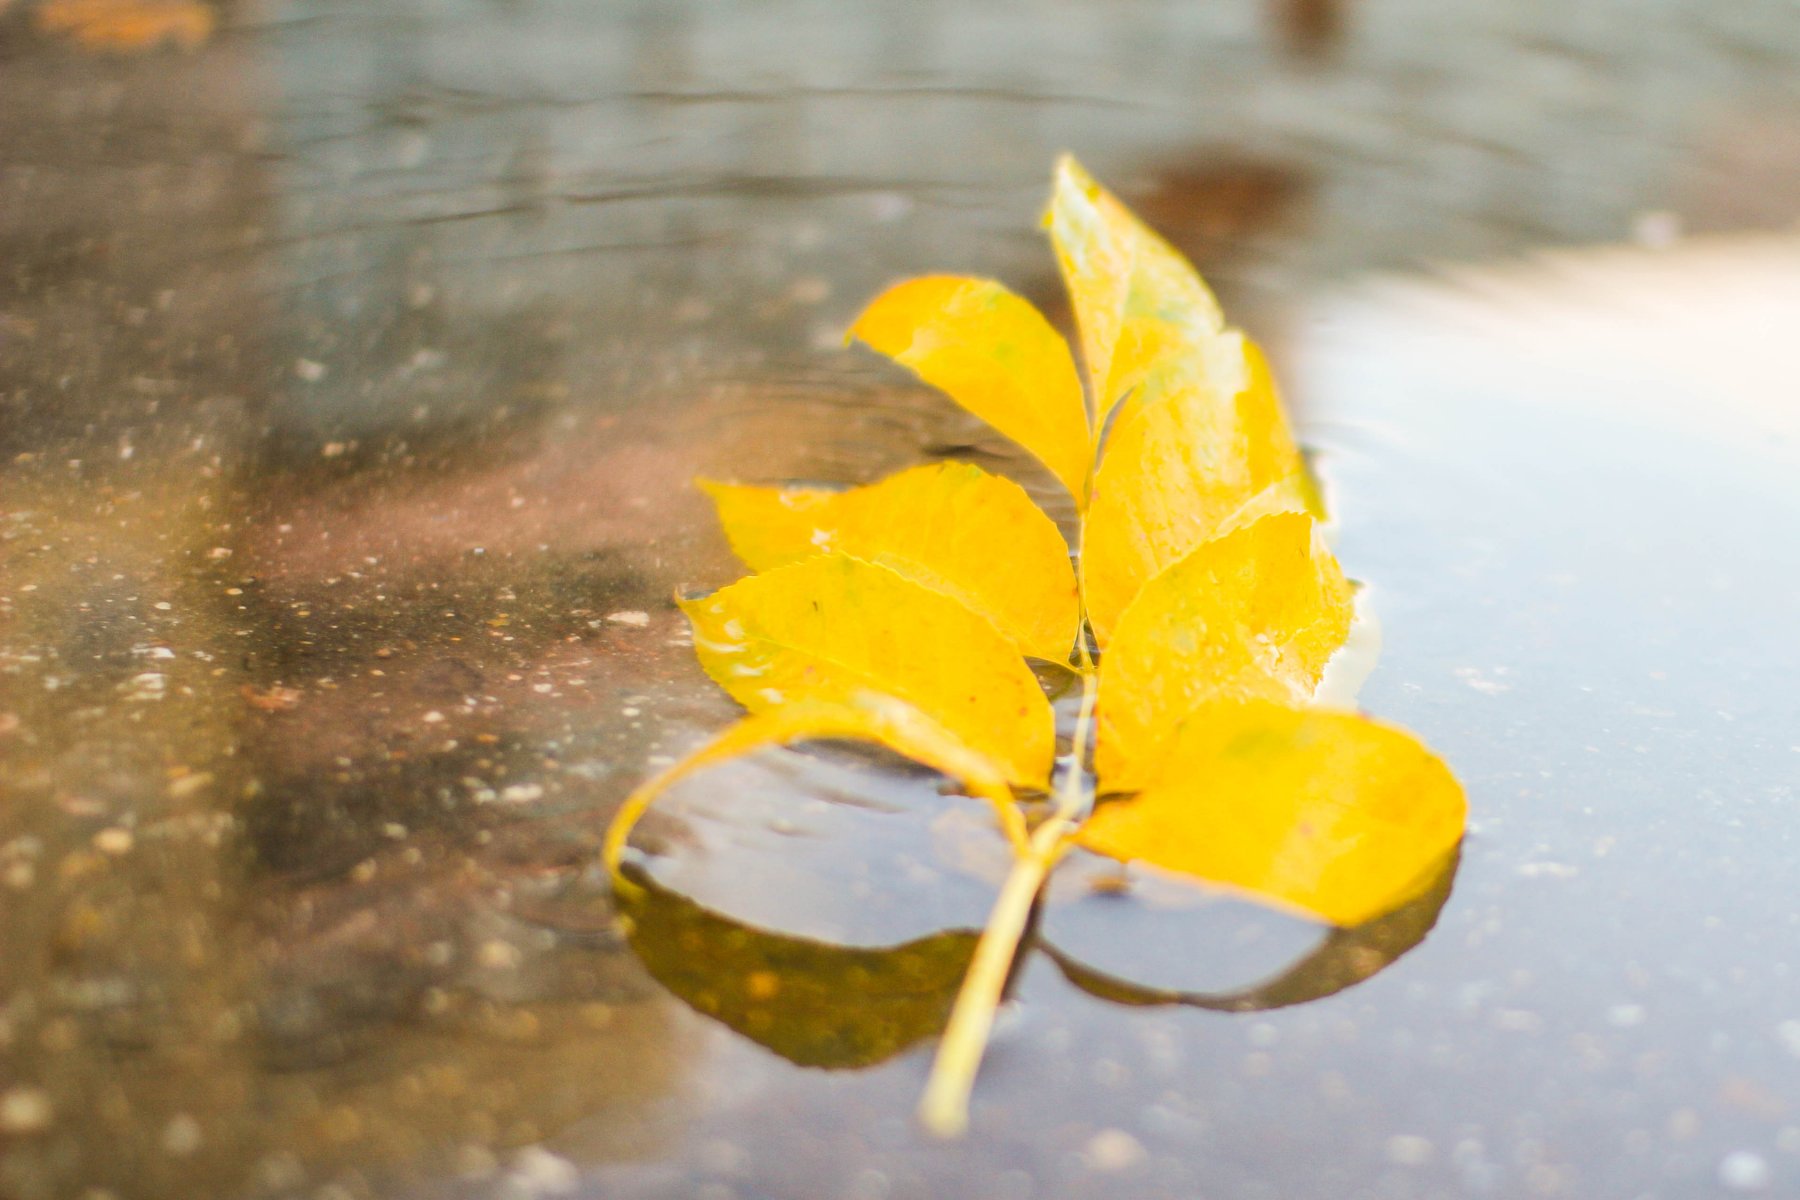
{"left": 3, "top": 2, "right": 1800, "bottom": 1197}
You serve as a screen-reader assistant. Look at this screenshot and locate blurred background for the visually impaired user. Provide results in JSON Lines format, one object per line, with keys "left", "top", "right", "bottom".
{"left": 3, "top": 2, "right": 1800, "bottom": 1198}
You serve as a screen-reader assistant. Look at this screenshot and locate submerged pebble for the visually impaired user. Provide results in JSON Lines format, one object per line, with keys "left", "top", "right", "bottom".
{"left": 1720, "top": 1151, "right": 1772, "bottom": 1192}
{"left": 0, "top": 1086, "right": 53, "bottom": 1134}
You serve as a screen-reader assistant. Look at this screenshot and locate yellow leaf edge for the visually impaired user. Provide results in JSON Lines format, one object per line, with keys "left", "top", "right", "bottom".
{"left": 678, "top": 553, "right": 1058, "bottom": 788}
{"left": 603, "top": 697, "right": 1030, "bottom": 893}
{"left": 1075, "top": 702, "right": 1469, "bottom": 928}
{"left": 1092, "top": 508, "right": 1356, "bottom": 790}
{"left": 695, "top": 464, "right": 1082, "bottom": 664}
{"left": 844, "top": 274, "right": 1093, "bottom": 504}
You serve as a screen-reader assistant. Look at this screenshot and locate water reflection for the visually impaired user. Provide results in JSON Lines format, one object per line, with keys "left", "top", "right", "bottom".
{"left": 620, "top": 872, "right": 980, "bottom": 1071}
{"left": 1046, "top": 848, "right": 1460, "bottom": 1012}
{"left": 614, "top": 792, "right": 1461, "bottom": 1071}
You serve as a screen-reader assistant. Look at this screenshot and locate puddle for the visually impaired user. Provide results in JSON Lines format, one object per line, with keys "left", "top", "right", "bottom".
{"left": 4, "top": 2, "right": 1800, "bottom": 1198}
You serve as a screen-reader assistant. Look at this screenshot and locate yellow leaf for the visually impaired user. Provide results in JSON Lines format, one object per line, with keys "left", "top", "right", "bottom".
{"left": 1077, "top": 701, "right": 1467, "bottom": 927}
{"left": 1045, "top": 154, "right": 1238, "bottom": 429}
{"left": 603, "top": 693, "right": 1027, "bottom": 878}
{"left": 1081, "top": 337, "right": 1316, "bottom": 643}
{"left": 681, "top": 553, "right": 1055, "bottom": 789}
{"left": 1095, "top": 511, "right": 1352, "bottom": 789}
{"left": 700, "top": 463, "right": 1079, "bottom": 662}
{"left": 847, "top": 276, "right": 1091, "bottom": 502}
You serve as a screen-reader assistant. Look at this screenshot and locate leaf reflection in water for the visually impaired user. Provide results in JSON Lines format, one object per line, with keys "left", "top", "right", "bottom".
{"left": 617, "top": 869, "right": 980, "bottom": 1070}
{"left": 1045, "top": 847, "right": 1461, "bottom": 1012}
{"left": 614, "top": 846, "right": 1459, "bottom": 1068}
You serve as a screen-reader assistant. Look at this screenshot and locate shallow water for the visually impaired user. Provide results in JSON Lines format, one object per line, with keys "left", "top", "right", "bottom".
{"left": 3, "top": 2, "right": 1800, "bottom": 1198}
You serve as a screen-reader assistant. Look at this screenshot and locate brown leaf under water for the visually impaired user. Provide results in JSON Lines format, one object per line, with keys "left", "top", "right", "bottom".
{"left": 35, "top": 0, "right": 214, "bottom": 51}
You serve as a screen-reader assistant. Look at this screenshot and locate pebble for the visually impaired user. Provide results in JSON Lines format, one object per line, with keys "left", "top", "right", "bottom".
{"left": 1386, "top": 1134, "right": 1435, "bottom": 1167}
{"left": 93, "top": 827, "right": 134, "bottom": 856}
{"left": 0, "top": 1086, "right": 53, "bottom": 1134}
{"left": 1082, "top": 1128, "right": 1146, "bottom": 1172}
{"left": 1606, "top": 1003, "right": 1646, "bottom": 1028}
{"left": 1720, "top": 1151, "right": 1772, "bottom": 1192}
{"left": 508, "top": 1145, "right": 579, "bottom": 1195}
{"left": 478, "top": 940, "right": 522, "bottom": 970}
{"left": 161, "top": 1113, "right": 203, "bottom": 1156}
{"left": 605, "top": 611, "right": 650, "bottom": 627}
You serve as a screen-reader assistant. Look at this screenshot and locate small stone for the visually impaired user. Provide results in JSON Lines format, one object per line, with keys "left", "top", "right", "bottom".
{"left": 478, "top": 941, "right": 522, "bottom": 970}
{"left": 161, "top": 1113, "right": 203, "bottom": 1156}
{"left": 254, "top": 1152, "right": 306, "bottom": 1191}
{"left": 605, "top": 611, "right": 650, "bottom": 628}
{"left": 508, "top": 1145, "right": 579, "bottom": 1195}
{"left": 1082, "top": 1128, "right": 1146, "bottom": 1172}
{"left": 1386, "top": 1135, "right": 1434, "bottom": 1167}
{"left": 122, "top": 672, "right": 167, "bottom": 701}
{"left": 1720, "top": 1151, "right": 1772, "bottom": 1192}
{"left": 92, "top": 828, "right": 134, "bottom": 856}
{"left": 1607, "top": 1003, "right": 1646, "bottom": 1028}
{"left": 0, "top": 1087, "right": 53, "bottom": 1134}
{"left": 499, "top": 784, "right": 544, "bottom": 804}
{"left": 1632, "top": 209, "right": 1683, "bottom": 249}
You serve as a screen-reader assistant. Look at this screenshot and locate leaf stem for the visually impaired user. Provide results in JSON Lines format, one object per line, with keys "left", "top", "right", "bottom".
{"left": 918, "top": 663, "right": 1097, "bottom": 1136}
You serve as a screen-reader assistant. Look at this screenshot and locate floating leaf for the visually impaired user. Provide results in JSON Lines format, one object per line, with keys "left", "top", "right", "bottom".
{"left": 620, "top": 874, "right": 978, "bottom": 1069}
{"left": 1095, "top": 511, "right": 1352, "bottom": 789}
{"left": 680, "top": 553, "right": 1055, "bottom": 790}
{"left": 1078, "top": 701, "right": 1467, "bottom": 927}
{"left": 1045, "top": 154, "right": 1237, "bottom": 429}
{"left": 1044, "top": 846, "right": 1459, "bottom": 1012}
{"left": 700, "top": 463, "right": 1079, "bottom": 662}
{"left": 1082, "top": 338, "right": 1317, "bottom": 643}
{"left": 611, "top": 156, "right": 1468, "bottom": 1136}
{"left": 848, "top": 276, "right": 1091, "bottom": 502}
